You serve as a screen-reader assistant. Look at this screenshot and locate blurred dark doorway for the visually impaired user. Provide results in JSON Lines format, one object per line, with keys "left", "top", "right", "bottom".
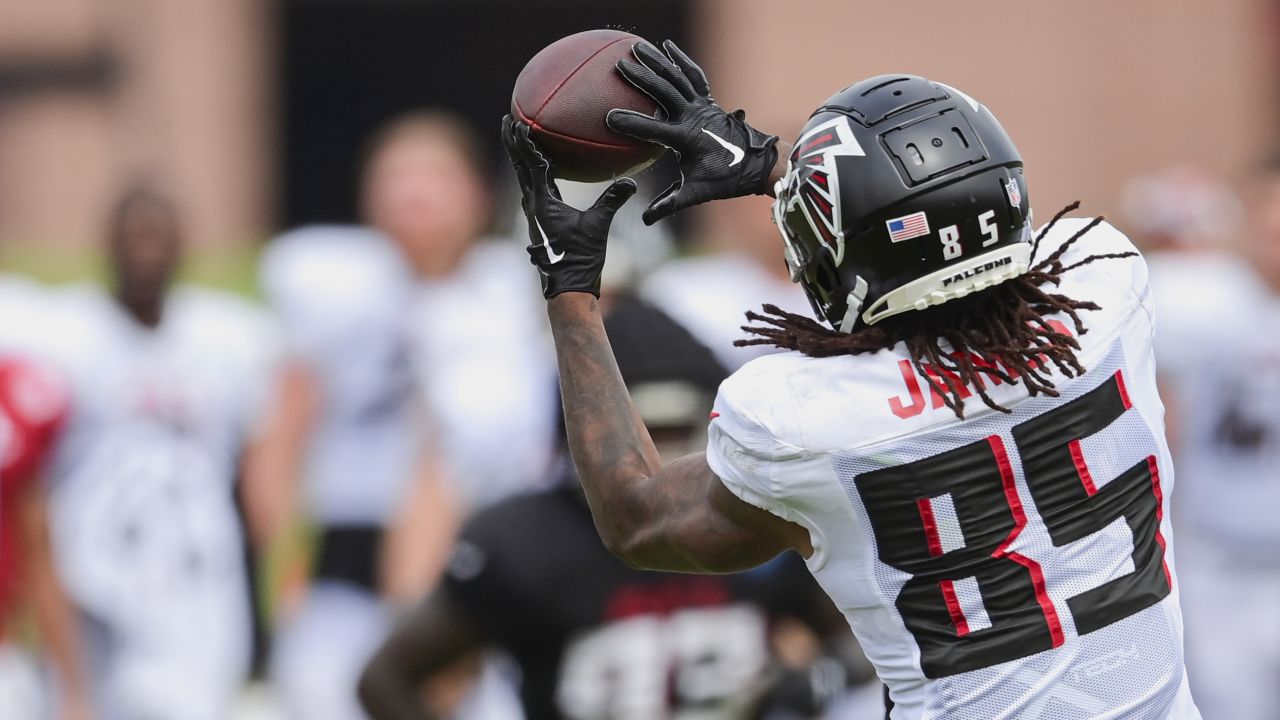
{"left": 280, "top": 0, "right": 689, "bottom": 227}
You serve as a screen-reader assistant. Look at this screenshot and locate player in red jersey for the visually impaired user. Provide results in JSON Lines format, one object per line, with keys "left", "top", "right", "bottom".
{"left": 0, "top": 352, "right": 89, "bottom": 719}
{"left": 501, "top": 41, "right": 1200, "bottom": 719}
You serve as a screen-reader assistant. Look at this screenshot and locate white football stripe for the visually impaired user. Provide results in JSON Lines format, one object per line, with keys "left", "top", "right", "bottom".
{"left": 953, "top": 576, "right": 993, "bottom": 632}
{"left": 930, "top": 492, "right": 966, "bottom": 554}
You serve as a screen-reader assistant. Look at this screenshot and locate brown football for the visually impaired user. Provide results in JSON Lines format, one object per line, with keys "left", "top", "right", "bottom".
{"left": 511, "top": 29, "right": 665, "bottom": 183}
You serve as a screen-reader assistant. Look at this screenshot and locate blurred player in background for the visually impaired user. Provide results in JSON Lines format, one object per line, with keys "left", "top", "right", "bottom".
{"left": 502, "top": 39, "right": 1200, "bottom": 718}
{"left": 1164, "top": 160, "right": 1280, "bottom": 719}
{"left": 1121, "top": 167, "right": 1260, "bottom": 446}
{"left": 256, "top": 221, "right": 449, "bottom": 720}
{"left": 16, "top": 188, "right": 276, "bottom": 720}
{"left": 365, "top": 112, "right": 558, "bottom": 514}
{"left": 0, "top": 277, "right": 90, "bottom": 720}
{"left": 359, "top": 293, "right": 864, "bottom": 720}
{"left": 260, "top": 111, "right": 555, "bottom": 720}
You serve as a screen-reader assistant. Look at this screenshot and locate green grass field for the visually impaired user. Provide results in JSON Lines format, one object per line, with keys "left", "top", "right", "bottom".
{"left": 1, "top": 242, "right": 266, "bottom": 299}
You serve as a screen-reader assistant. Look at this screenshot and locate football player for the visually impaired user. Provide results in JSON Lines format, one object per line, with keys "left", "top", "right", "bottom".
{"left": 261, "top": 111, "right": 556, "bottom": 720}
{"left": 1168, "top": 159, "right": 1280, "bottom": 719}
{"left": 358, "top": 293, "right": 865, "bottom": 720}
{"left": 0, "top": 312, "right": 89, "bottom": 720}
{"left": 1120, "top": 167, "right": 1259, "bottom": 450}
{"left": 23, "top": 189, "right": 276, "bottom": 720}
{"left": 257, "top": 222, "right": 449, "bottom": 720}
{"left": 500, "top": 41, "right": 1200, "bottom": 719}
{"left": 367, "top": 112, "right": 559, "bottom": 513}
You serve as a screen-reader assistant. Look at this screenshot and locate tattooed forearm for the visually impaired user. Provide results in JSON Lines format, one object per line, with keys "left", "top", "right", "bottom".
{"left": 547, "top": 294, "right": 663, "bottom": 553}
{"left": 546, "top": 293, "right": 805, "bottom": 572}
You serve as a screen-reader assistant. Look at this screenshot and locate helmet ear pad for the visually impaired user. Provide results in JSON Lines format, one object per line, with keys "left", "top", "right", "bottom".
{"left": 772, "top": 75, "right": 1032, "bottom": 332}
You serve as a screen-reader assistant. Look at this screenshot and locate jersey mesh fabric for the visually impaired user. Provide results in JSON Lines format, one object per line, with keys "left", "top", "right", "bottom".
{"left": 706, "top": 219, "right": 1198, "bottom": 719}
{"left": 834, "top": 345, "right": 1183, "bottom": 718}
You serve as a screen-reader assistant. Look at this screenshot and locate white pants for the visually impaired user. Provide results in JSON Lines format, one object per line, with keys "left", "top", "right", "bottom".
{"left": 0, "top": 643, "right": 44, "bottom": 719}
{"left": 1178, "top": 532, "right": 1280, "bottom": 720}
{"left": 80, "top": 599, "right": 251, "bottom": 720}
{"left": 272, "top": 582, "right": 389, "bottom": 720}
{"left": 271, "top": 581, "right": 524, "bottom": 720}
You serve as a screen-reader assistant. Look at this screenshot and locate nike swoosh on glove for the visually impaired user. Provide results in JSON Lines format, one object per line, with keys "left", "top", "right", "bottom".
{"left": 606, "top": 40, "right": 779, "bottom": 226}
{"left": 501, "top": 114, "right": 636, "bottom": 299}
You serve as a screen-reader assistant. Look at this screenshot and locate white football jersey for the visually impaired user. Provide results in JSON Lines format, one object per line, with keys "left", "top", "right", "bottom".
{"left": 404, "top": 240, "right": 558, "bottom": 512}
{"left": 1145, "top": 250, "right": 1263, "bottom": 384}
{"left": 260, "top": 226, "right": 424, "bottom": 525}
{"left": 17, "top": 285, "right": 276, "bottom": 718}
{"left": 641, "top": 252, "right": 811, "bottom": 371}
{"left": 1145, "top": 251, "right": 1280, "bottom": 551}
{"left": 0, "top": 274, "right": 65, "bottom": 354}
{"left": 706, "top": 219, "right": 1199, "bottom": 719}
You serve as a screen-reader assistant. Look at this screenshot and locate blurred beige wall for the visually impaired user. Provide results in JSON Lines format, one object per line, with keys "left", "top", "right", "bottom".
{"left": 0, "top": 0, "right": 274, "bottom": 251}
{"left": 1, "top": 1, "right": 1271, "bottom": 254}
{"left": 697, "top": 0, "right": 1274, "bottom": 231}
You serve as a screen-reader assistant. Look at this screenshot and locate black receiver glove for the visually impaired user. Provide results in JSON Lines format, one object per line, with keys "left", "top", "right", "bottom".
{"left": 606, "top": 40, "right": 779, "bottom": 226}
{"left": 501, "top": 115, "right": 636, "bottom": 298}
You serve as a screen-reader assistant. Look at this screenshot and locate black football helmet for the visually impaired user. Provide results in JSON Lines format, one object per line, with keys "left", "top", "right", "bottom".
{"left": 772, "top": 75, "right": 1032, "bottom": 331}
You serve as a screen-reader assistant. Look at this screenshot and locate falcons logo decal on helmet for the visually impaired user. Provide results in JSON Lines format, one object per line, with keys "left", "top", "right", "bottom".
{"left": 775, "top": 116, "right": 865, "bottom": 266}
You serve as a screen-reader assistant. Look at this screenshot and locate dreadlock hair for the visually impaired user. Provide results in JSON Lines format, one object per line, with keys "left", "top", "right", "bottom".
{"left": 736, "top": 202, "right": 1135, "bottom": 419}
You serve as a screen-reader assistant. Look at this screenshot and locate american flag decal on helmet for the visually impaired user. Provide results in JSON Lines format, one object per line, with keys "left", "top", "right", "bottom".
{"left": 780, "top": 116, "right": 865, "bottom": 265}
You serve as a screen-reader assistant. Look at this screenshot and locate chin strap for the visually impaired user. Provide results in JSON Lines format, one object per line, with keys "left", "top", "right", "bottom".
{"left": 837, "top": 276, "right": 870, "bottom": 334}
{"left": 861, "top": 243, "right": 1033, "bottom": 327}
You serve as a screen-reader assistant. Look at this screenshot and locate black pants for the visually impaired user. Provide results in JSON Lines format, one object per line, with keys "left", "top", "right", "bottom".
{"left": 314, "top": 525, "right": 384, "bottom": 593}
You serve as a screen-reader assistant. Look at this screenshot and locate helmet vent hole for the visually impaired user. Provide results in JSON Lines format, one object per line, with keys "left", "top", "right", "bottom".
{"left": 893, "top": 89, "right": 903, "bottom": 96}
{"left": 905, "top": 143, "right": 924, "bottom": 166}
{"left": 951, "top": 127, "right": 970, "bottom": 148}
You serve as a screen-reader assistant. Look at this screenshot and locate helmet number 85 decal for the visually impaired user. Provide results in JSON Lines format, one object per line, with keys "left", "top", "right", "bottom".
{"left": 939, "top": 210, "right": 999, "bottom": 260}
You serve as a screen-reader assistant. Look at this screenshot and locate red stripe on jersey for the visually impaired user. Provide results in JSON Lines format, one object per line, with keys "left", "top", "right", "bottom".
{"left": 0, "top": 357, "right": 69, "bottom": 638}
{"left": 1069, "top": 439, "right": 1098, "bottom": 496}
{"left": 1148, "top": 455, "right": 1172, "bottom": 588}
{"left": 917, "top": 497, "right": 944, "bottom": 558}
{"left": 1115, "top": 370, "right": 1133, "bottom": 410}
{"left": 939, "top": 579, "right": 970, "bottom": 636}
{"left": 988, "top": 435, "right": 1065, "bottom": 648}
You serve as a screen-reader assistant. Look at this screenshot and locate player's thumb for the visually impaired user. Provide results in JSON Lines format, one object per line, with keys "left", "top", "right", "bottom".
{"left": 592, "top": 178, "right": 638, "bottom": 217}
{"left": 641, "top": 182, "right": 681, "bottom": 226}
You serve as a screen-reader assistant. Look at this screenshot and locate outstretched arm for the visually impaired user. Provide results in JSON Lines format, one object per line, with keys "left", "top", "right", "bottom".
{"left": 548, "top": 293, "right": 810, "bottom": 572}
{"left": 502, "top": 116, "right": 809, "bottom": 573}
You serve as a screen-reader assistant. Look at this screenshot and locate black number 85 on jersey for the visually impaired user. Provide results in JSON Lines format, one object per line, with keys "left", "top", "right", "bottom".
{"left": 855, "top": 370, "right": 1170, "bottom": 678}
